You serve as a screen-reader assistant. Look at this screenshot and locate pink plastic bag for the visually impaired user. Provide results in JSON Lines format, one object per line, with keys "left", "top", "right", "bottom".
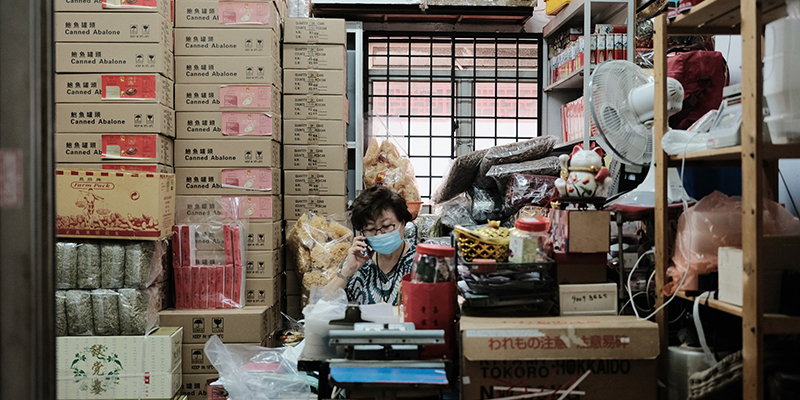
{"left": 664, "top": 191, "right": 800, "bottom": 296}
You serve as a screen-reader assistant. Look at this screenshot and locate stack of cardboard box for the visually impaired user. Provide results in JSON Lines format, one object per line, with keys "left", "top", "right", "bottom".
{"left": 281, "top": 18, "right": 349, "bottom": 314}
{"left": 54, "top": 0, "right": 175, "bottom": 174}
{"left": 172, "top": 0, "right": 284, "bottom": 313}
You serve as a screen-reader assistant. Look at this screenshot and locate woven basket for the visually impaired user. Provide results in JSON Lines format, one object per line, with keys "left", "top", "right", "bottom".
{"left": 453, "top": 226, "right": 510, "bottom": 262}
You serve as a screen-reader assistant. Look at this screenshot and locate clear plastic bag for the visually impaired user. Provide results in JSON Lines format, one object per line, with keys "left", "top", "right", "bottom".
{"left": 65, "top": 290, "right": 94, "bottom": 336}
{"left": 100, "top": 242, "right": 126, "bottom": 289}
{"left": 204, "top": 336, "right": 311, "bottom": 400}
{"left": 91, "top": 289, "right": 120, "bottom": 336}
{"left": 476, "top": 136, "right": 557, "bottom": 189}
{"left": 300, "top": 286, "right": 349, "bottom": 361}
{"left": 124, "top": 241, "right": 166, "bottom": 289}
{"left": 286, "top": 212, "right": 353, "bottom": 289}
{"left": 118, "top": 287, "right": 160, "bottom": 335}
{"left": 432, "top": 148, "right": 489, "bottom": 204}
{"left": 77, "top": 242, "right": 101, "bottom": 289}
{"left": 505, "top": 174, "right": 558, "bottom": 214}
{"left": 415, "top": 214, "right": 443, "bottom": 244}
{"left": 469, "top": 186, "right": 503, "bottom": 224}
{"left": 363, "top": 137, "right": 422, "bottom": 203}
{"left": 485, "top": 156, "right": 562, "bottom": 190}
{"left": 287, "top": 0, "right": 310, "bottom": 17}
{"left": 433, "top": 193, "right": 476, "bottom": 231}
{"left": 56, "top": 241, "right": 78, "bottom": 289}
{"left": 55, "top": 290, "right": 68, "bottom": 336}
{"left": 664, "top": 191, "right": 800, "bottom": 295}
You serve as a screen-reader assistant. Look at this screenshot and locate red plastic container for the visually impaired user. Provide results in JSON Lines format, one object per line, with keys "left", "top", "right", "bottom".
{"left": 400, "top": 273, "right": 457, "bottom": 360}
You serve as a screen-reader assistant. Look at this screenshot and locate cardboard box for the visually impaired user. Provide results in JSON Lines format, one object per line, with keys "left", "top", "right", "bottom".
{"left": 284, "top": 195, "right": 347, "bottom": 220}
{"left": 283, "top": 119, "right": 346, "bottom": 145}
{"left": 182, "top": 339, "right": 266, "bottom": 374}
{"left": 245, "top": 277, "right": 281, "bottom": 307}
{"left": 284, "top": 94, "right": 348, "bottom": 121}
{"left": 192, "top": 221, "right": 281, "bottom": 252}
{"left": 55, "top": 74, "right": 174, "bottom": 106}
{"left": 56, "top": 169, "right": 175, "bottom": 240}
{"left": 56, "top": 43, "right": 173, "bottom": 79}
{"left": 174, "top": 139, "right": 281, "bottom": 168}
{"left": 176, "top": 167, "right": 281, "bottom": 195}
{"left": 174, "top": 0, "right": 280, "bottom": 29}
{"left": 286, "top": 294, "right": 302, "bottom": 318}
{"left": 175, "top": 28, "right": 280, "bottom": 59}
{"left": 245, "top": 249, "right": 283, "bottom": 278}
{"left": 460, "top": 316, "right": 658, "bottom": 400}
{"left": 56, "top": 133, "right": 174, "bottom": 165}
{"left": 175, "top": 195, "right": 282, "bottom": 223}
{"left": 176, "top": 112, "right": 281, "bottom": 142}
{"left": 283, "top": 44, "right": 346, "bottom": 70}
{"left": 284, "top": 170, "right": 347, "bottom": 195}
{"left": 551, "top": 210, "right": 611, "bottom": 253}
{"left": 159, "top": 306, "right": 273, "bottom": 344}
{"left": 284, "top": 18, "right": 346, "bottom": 44}
{"left": 54, "top": 12, "right": 172, "bottom": 47}
{"left": 57, "top": 327, "right": 182, "bottom": 399}
{"left": 54, "top": 0, "right": 172, "bottom": 18}
{"left": 559, "top": 283, "right": 618, "bottom": 316}
{"left": 57, "top": 162, "right": 174, "bottom": 174}
{"left": 56, "top": 103, "right": 174, "bottom": 135}
{"left": 175, "top": 56, "right": 281, "bottom": 88}
{"left": 283, "top": 145, "right": 347, "bottom": 171}
{"left": 283, "top": 69, "right": 346, "bottom": 95}
{"left": 180, "top": 373, "right": 218, "bottom": 400}
{"left": 175, "top": 84, "right": 281, "bottom": 113}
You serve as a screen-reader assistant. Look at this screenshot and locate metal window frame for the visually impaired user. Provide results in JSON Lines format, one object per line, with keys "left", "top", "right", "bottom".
{"left": 364, "top": 32, "right": 542, "bottom": 200}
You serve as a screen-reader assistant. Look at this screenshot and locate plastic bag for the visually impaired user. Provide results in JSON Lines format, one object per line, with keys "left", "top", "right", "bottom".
{"left": 56, "top": 242, "right": 78, "bottom": 289}
{"left": 469, "top": 186, "right": 503, "bottom": 224}
{"left": 363, "top": 138, "right": 422, "bottom": 203}
{"left": 432, "top": 148, "right": 489, "bottom": 203}
{"left": 485, "top": 156, "right": 562, "bottom": 190}
{"left": 433, "top": 193, "right": 476, "bottom": 231}
{"left": 505, "top": 174, "right": 558, "bottom": 214}
{"left": 100, "top": 242, "right": 126, "bottom": 289}
{"left": 476, "top": 136, "right": 557, "bottom": 189}
{"left": 287, "top": 212, "right": 353, "bottom": 292}
{"left": 65, "top": 290, "right": 93, "bottom": 336}
{"left": 664, "top": 191, "right": 800, "bottom": 295}
{"left": 77, "top": 242, "right": 101, "bottom": 289}
{"left": 300, "top": 287, "right": 349, "bottom": 360}
{"left": 55, "top": 290, "right": 68, "bottom": 336}
{"left": 415, "top": 214, "right": 443, "bottom": 244}
{"left": 204, "top": 336, "right": 311, "bottom": 400}
{"left": 91, "top": 289, "right": 120, "bottom": 336}
{"left": 118, "top": 287, "right": 160, "bottom": 335}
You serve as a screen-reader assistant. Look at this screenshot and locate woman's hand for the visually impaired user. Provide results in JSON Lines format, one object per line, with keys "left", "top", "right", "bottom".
{"left": 342, "top": 235, "right": 370, "bottom": 278}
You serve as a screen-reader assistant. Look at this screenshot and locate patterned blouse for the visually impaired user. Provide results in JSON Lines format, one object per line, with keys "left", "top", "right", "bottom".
{"left": 346, "top": 243, "right": 416, "bottom": 306}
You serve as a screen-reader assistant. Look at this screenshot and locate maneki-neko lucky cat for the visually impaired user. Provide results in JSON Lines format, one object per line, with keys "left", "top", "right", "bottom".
{"left": 555, "top": 145, "right": 612, "bottom": 198}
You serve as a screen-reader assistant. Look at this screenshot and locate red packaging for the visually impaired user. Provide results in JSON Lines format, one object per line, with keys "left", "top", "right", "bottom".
{"left": 192, "top": 267, "right": 202, "bottom": 309}
{"left": 199, "top": 267, "right": 209, "bottom": 309}
{"left": 180, "top": 225, "right": 192, "bottom": 268}
{"left": 232, "top": 266, "right": 243, "bottom": 308}
{"left": 225, "top": 265, "right": 234, "bottom": 309}
{"left": 224, "top": 225, "right": 234, "bottom": 267}
{"left": 208, "top": 266, "right": 218, "bottom": 309}
{"left": 232, "top": 225, "right": 242, "bottom": 267}
{"left": 400, "top": 274, "right": 458, "bottom": 360}
{"left": 215, "top": 266, "right": 225, "bottom": 309}
{"left": 174, "top": 268, "right": 185, "bottom": 309}
{"left": 182, "top": 266, "right": 193, "bottom": 308}
{"left": 101, "top": 75, "right": 158, "bottom": 101}
{"left": 171, "top": 226, "right": 181, "bottom": 269}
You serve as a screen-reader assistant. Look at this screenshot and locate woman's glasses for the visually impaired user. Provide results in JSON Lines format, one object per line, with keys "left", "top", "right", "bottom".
{"left": 362, "top": 223, "right": 397, "bottom": 237}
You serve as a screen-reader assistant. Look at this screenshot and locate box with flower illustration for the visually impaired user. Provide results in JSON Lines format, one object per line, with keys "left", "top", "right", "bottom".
{"left": 56, "top": 169, "right": 175, "bottom": 240}
{"left": 56, "top": 327, "right": 182, "bottom": 399}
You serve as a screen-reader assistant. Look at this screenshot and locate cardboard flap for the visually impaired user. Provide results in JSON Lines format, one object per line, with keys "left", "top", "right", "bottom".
{"left": 460, "top": 316, "right": 659, "bottom": 361}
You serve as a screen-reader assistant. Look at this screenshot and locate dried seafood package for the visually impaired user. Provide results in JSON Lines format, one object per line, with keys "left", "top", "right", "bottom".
{"left": 91, "top": 289, "right": 120, "bottom": 336}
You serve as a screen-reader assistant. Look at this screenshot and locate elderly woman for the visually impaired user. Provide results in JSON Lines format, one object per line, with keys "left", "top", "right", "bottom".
{"left": 326, "top": 185, "right": 415, "bottom": 305}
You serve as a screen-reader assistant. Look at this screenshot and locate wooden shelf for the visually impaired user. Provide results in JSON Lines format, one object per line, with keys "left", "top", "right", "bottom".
{"left": 543, "top": 67, "right": 590, "bottom": 92}
{"left": 763, "top": 314, "right": 800, "bottom": 335}
{"left": 667, "top": 145, "right": 742, "bottom": 166}
{"left": 542, "top": 0, "right": 629, "bottom": 38}
{"left": 667, "top": 0, "right": 787, "bottom": 35}
{"left": 762, "top": 143, "right": 800, "bottom": 160}
{"left": 676, "top": 292, "right": 743, "bottom": 317}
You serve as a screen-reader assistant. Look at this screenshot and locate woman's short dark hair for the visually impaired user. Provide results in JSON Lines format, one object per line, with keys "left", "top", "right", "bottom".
{"left": 350, "top": 186, "right": 413, "bottom": 231}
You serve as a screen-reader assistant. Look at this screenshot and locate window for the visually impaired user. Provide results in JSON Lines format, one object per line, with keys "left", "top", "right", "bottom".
{"left": 366, "top": 33, "right": 541, "bottom": 201}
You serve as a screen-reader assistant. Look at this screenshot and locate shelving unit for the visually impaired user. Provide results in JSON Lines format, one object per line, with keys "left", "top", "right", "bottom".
{"left": 540, "top": 0, "right": 634, "bottom": 147}
{"left": 653, "top": 1, "right": 800, "bottom": 398}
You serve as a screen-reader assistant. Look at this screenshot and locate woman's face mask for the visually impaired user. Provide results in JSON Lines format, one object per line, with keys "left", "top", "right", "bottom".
{"left": 365, "top": 229, "right": 404, "bottom": 255}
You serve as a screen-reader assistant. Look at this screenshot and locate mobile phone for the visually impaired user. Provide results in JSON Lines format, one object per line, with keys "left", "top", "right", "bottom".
{"left": 357, "top": 231, "right": 374, "bottom": 258}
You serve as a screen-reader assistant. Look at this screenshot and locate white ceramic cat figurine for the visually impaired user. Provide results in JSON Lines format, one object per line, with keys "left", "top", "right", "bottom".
{"left": 554, "top": 146, "right": 612, "bottom": 198}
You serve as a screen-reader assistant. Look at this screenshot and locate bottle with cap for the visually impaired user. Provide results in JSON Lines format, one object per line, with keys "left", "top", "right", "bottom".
{"left": 509, "top": 217, "right": 548, "bottom": 263}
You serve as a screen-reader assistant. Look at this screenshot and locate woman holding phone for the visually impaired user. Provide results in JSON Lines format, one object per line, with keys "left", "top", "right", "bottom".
{"left": 326, "top": 185, "right": 415, "bottom": 305}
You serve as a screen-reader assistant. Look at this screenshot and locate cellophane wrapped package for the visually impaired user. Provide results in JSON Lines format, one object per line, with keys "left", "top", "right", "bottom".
{"left": 363, "top": 137, "right": 421, "bottom": 203}
{"left": 476, "top": 136, "right": 556, "bottom": 189}
{"left": 286, "top": 212, "right": 353, "bottom": 306}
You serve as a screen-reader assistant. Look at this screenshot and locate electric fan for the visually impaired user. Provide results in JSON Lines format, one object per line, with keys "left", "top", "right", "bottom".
{"left": 587, "top": 60, "right": 692, "bottom": 208}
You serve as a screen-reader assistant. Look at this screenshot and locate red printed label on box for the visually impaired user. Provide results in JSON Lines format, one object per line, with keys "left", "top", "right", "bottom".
{"left": 223, "top": 196, "right": 274, "bottom": 219}
{"left": 101, "top": 135, "right": 157, "bottom": 160}
{"left": 220, "top": 85, "right": 273, "bottom": 110}
{"left": 220, "top": 169, "right": 273, "bottom": 191}
{"left": 221, "top": 113, "right": 273, "bottom": 136}
{"left": 101, "top": 75, "right": 157, "bottom": 101}
{"left": 100, "top": 164, "right": 159, "bottom": 172}
{"left": 218, "top": 1, "right": 272, "bottom": 25}
{"left": 102, "top": 0, "right": 158, "bottom": 9}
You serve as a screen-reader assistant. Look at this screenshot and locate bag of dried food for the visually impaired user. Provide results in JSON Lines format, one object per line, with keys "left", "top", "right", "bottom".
{"left": 432, "top": 148, "right": 489, "bottom": 204}
{"left": 286, "top": 213, "right": 353, "bottom": 305}
{"left": 504, "top": 174, "right": 558, "bottom": 214}
{"left": 476, "top": 136, "right": 557, "bottom": 189}
{"left": 363, "top": 138, "right": 422, "bottom": 204}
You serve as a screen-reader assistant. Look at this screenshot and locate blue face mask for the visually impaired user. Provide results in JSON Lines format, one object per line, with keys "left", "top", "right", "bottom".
{"left": 366, "top": 229, "right": 404, "bottom": 255}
